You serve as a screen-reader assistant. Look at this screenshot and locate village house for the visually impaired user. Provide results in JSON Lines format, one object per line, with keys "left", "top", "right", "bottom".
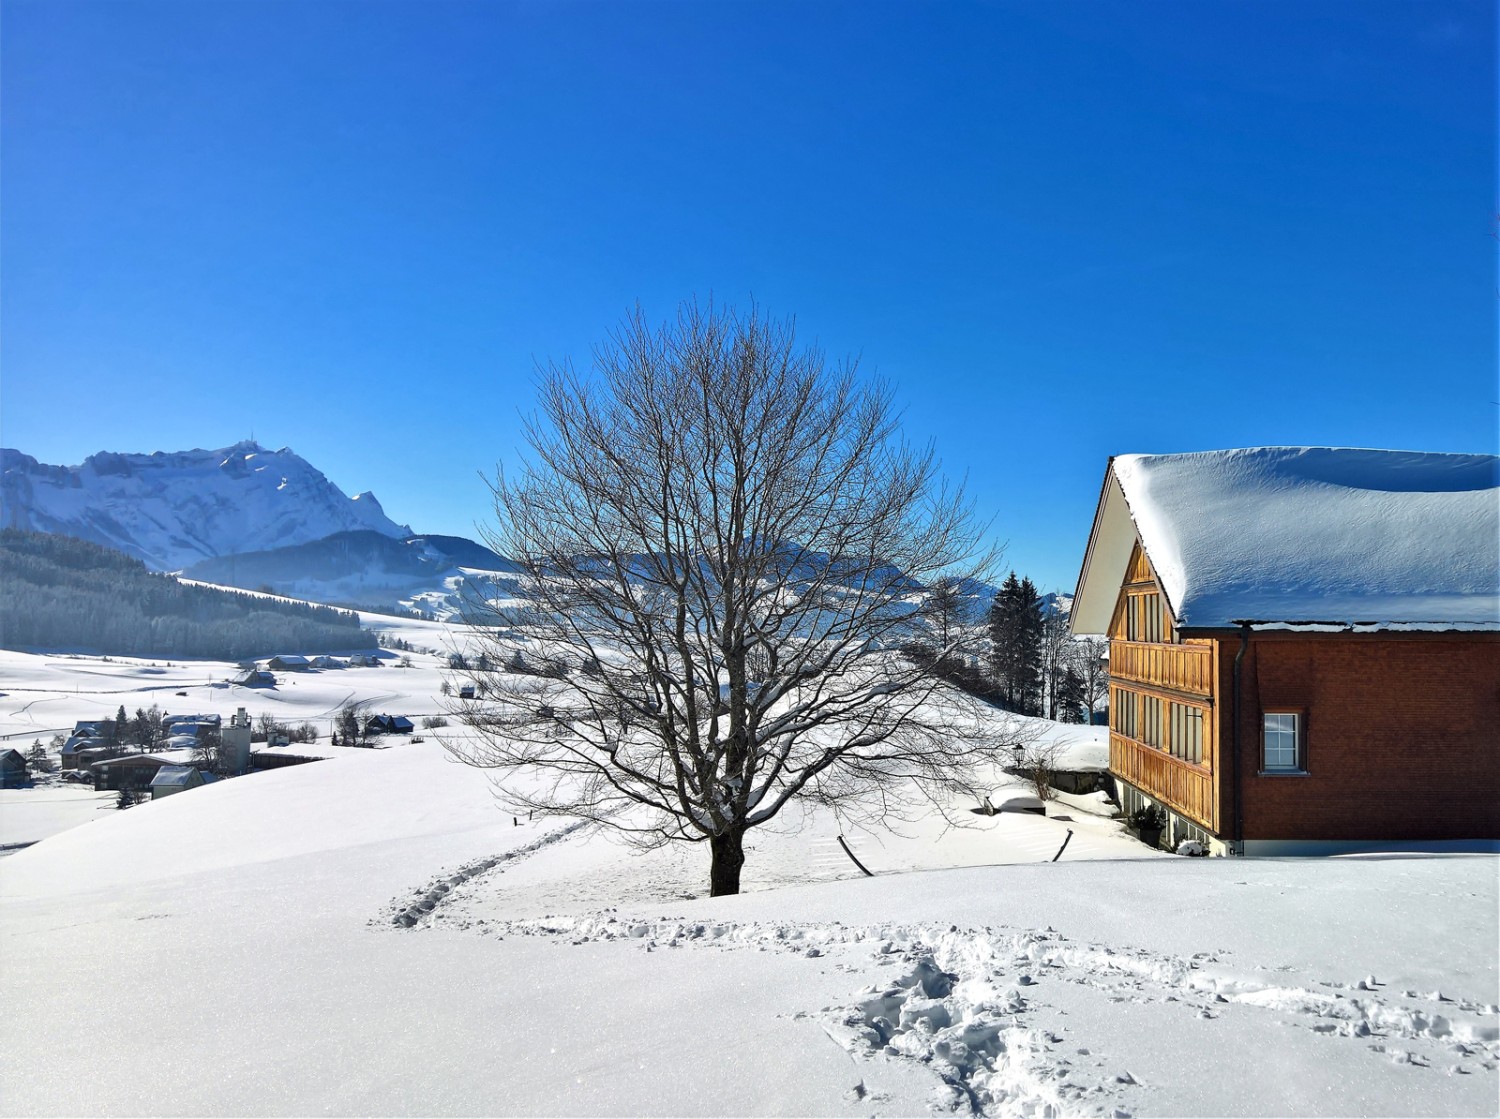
{"left": 161, "top": 713, "right": 221, "bottom": 736}
{"left": 60, "top": 720, "right": 114, "bottom": 771}
{"left": 149, "top": 765, "right": 207, "bottom": 799}
{"left": 364, "top": 714, "right": 414, "bottom": 736}
{"left": 0, "top": 749, "right": 30, "bottom": 788}
{"left": 1070, "top": 447, "right": 1499, "bottom": 856}
{"left": 89, "top": 754, "right": 175, "bottom": 793}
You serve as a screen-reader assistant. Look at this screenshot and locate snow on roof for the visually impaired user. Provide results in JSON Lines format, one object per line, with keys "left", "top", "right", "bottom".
{"left": 91, "top": 754, "right": 172, "bottom": 769}
{"left": 163, "top": 713, "right": 219, "bottom": 726}
{"left": 1072, "top": 447, "right": 1499, "bottom": 632}
{"left": 149, "top": 765, "right": 201, "bottom": 788}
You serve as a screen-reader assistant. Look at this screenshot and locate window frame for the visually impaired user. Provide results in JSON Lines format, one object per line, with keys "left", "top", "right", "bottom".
{"left": 1110, "top": 686, "right": 1139, "bottom": 740}
{"left": 1260, "top": 709, "right": 1307, "bottom": 775}
{"left": 1169, "top": 701, "right": 1205, "bottom": 766}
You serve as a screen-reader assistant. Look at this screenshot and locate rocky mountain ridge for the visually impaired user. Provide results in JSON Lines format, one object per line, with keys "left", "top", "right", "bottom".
{"left": 0, "top": 441, "right": 411, "bottom": 571}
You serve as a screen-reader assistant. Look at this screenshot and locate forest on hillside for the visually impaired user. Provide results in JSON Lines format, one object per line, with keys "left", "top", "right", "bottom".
{"left": 0, "top": 530, "right": 373, "bottom": 659}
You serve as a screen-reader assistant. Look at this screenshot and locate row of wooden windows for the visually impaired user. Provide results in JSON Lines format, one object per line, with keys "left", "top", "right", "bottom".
{"left": 1123, "top": 591, "right": 1172, "bottom": 644}
{"left": 1110, "top": 687, "right": 1206, "bottom": 766}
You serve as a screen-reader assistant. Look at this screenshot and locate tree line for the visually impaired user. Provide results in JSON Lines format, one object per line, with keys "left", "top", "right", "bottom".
{"left": 0, "top": 530, "right": 372, "bottom": 660}
{"left": 914, "top": 571, "right": 1108, "bottom": 723}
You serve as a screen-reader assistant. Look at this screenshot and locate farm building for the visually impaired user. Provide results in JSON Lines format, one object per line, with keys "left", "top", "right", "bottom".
{"left": 1071, "top": 447, "right": 1499, "bottom": 856}
{"left": 364, "top": 714, "right": 415, "bottom": 736}
{"left": 0, "top": 749, "right": 29, "bottom": 788}
{"left": 89, "top": 754, "right": 174, "bottom": 792}
{"left": 149, "top": 765, "right": 206, "bottom": 799}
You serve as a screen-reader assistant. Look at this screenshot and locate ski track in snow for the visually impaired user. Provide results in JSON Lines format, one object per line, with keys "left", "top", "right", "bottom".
{"left": 386, "top": 898, "right": 1500, "bottom": 1117}
{"left": 377, "top": 821, "right": 590, "bottom": 929}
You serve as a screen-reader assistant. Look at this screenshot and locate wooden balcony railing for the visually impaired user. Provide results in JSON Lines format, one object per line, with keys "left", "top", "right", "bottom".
{"left": 1111, "top": 732, "right": 1217, "bottom": 832}
{"left": 1110, "top": 640, "right": 1213, "bottom": 697}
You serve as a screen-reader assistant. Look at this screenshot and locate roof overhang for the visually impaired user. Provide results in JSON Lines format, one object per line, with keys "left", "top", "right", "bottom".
{"left": 1070, "top": 461, "right": 1138, "bottom": 636}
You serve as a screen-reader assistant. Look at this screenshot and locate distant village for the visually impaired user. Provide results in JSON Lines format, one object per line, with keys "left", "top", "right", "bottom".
{"left": 11, "top": 653, "right": 431, "bottom": 807}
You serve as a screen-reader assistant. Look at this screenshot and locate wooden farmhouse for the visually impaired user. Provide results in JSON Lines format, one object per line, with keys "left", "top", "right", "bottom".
{"left": 90, "top": 754, "right": 174, "bottom": 792}
{"left": 0, "top": 749, "right": 29, "bottom": 789}
{"left": 1071, "top": 447, "right": 1499, "bottom": 856}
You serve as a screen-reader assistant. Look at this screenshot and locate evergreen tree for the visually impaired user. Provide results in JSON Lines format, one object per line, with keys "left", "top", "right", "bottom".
{"left": 988, "top": 573, "right": 1044, "bottom": 715}
{"left": 1056, "top": 666, "right": 1086, "bottom": 723}
{"left": 0, "top": 529, "right": 371, "bottom": 660}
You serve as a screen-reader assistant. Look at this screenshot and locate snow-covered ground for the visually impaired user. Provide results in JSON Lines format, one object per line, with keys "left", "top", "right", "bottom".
{"left": 1, "top": 630, "right": 1495, "bottom": 1116}
{"left": 0, "top": 616, "right": 457, "bottom": 749}
{"left": 0, "top": 784, "right": 115, "bottom": 848}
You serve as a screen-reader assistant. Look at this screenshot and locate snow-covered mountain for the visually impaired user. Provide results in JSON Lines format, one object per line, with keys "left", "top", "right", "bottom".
{"left": 0, "top": 442, "right": 411, "bottom": 571}
{"left": 183, "top": 531, "right": 520, "bottom": 618}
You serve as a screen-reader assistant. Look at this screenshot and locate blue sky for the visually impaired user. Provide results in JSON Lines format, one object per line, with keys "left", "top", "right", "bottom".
{"left": 3, "top": 0, "right": 1494, "bottom": 592}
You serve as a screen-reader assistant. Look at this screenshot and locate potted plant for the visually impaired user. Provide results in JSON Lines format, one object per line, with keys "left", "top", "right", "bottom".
{"left": 1129, "top": 804, "right": 1167, "bottom": 849}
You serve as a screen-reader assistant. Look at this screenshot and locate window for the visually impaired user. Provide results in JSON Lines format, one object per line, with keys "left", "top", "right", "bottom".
{"left": 1111, "top": 687, "right": 1138, "bottom": 739}
{"left": 1170, "top": 702, "right": 1204, "bottom": 765}
{"left": 1141, "top": 695, "right": 1163, "bottom": 748}
{"left": 1125, "top": 592, "right": 1171, "bottom": 643}
{"left": 1262, "top": 712, "right": 1302, "bottom": 772}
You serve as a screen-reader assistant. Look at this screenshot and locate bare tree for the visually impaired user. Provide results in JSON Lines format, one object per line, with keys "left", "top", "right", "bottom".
{"left": 1039, "top": 603, "right": 1071, "bottom": 720}
{"left": 1015, "top": 739, "right": 1065, "bottom": 801}
{"left": 446, "top": 302, "right": 1021, "bottom": 896}
{"left": 1070, "top": 635, "right": 1109, "bottom": 723}
{"left": 192, "top": 723, "right": 232, "bottom": 774}
{"left": 334, "top": 700, "right": 370, "bottom": 747}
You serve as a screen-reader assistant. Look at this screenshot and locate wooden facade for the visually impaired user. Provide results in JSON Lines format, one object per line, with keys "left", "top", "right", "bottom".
{"left": 1102, "top": 540, "right": 1500, "bottom": 851}
{"left": 1075, "top": 450, "right": 1500, "bottom": 854}
{"left": 1106, "top": 542, "right": 1222, "bottom": 834}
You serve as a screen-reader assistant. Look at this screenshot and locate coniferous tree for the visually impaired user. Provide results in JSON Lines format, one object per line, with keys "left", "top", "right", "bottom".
{"left": 0, "top": 529, "right": 372, "bottom": 659}
{"left": 1056, "top": 666, "right": 1086, "bottom": 723}
{"left": 988, "top": 573, "right": 1044, "bottom": 715}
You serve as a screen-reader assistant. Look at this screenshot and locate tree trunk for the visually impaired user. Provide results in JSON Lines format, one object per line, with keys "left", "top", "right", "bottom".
{"left": 709, "top": 827, "right": 746, "bottom": 896}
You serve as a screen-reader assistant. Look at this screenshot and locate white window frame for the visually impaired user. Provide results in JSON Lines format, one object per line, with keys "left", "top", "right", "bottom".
{"left": 1261, "top": 711, "right": 1303, "bottom": 773}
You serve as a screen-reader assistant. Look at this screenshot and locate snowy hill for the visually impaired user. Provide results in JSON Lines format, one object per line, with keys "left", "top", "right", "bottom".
{"left": 0, "top": 442, "right": 411, "bottom": 571}
{"left": 0, "top": 643, "right": 1494, "bottom": 1116}
{"left": 182, "top": 530, "right": 519, "bottom": 615}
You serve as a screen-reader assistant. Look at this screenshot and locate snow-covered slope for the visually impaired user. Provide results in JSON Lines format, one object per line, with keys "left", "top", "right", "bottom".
{"left": 182, "top": 531, "right": 519, "bottom": 614}
{"left": 1, "top": 725, "right": 1494, "bottom": 1116}
{"left": 0, "top": 616, "right": 1495, "bottom": 1116}
{"left": 0, "top": 442, "right": 411, "bottom": 571}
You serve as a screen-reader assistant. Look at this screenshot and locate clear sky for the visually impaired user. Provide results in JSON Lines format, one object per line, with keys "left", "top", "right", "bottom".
{"left": 3, "top": 0, "right": 1495, "bottom": 593}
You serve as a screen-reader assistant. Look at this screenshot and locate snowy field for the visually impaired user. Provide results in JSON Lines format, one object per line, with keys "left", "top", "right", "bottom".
{"left": 1, "top": 618, "right": 1496, "bottom": 1116}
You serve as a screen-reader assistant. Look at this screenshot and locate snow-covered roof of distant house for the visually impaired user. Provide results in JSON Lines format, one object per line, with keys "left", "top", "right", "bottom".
{"left": 149, "top": 765, "right": 202, "bottom": 788}
{"left": 163, "top": 713, "right": 219, "bottom": 727}
{"left": 91, "top": 753, "right": 173, "bottom": 769}
{"left": 1071, "top": 447, "right": 1499, "bottom": 634}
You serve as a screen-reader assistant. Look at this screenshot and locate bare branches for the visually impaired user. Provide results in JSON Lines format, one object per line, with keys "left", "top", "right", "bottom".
{"left": 450, "top": 301, "right": 1015, "bottom": 894}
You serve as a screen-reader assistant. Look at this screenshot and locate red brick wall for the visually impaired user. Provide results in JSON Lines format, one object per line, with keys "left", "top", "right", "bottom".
{"left": 1222, "top": 634, "right": 1500, "bottom": 841}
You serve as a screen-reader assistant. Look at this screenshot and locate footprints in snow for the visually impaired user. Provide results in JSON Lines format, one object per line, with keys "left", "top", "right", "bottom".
{"left": 454, "top": 911, "right": 1500, "bottom": 1113}
{"left": 382, "top": 822, "right": 588, "bottom": 929}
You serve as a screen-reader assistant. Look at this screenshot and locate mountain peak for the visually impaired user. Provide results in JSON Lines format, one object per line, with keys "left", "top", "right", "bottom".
{"left": 1, "top": 442, "right": 411, "bottom": 570}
